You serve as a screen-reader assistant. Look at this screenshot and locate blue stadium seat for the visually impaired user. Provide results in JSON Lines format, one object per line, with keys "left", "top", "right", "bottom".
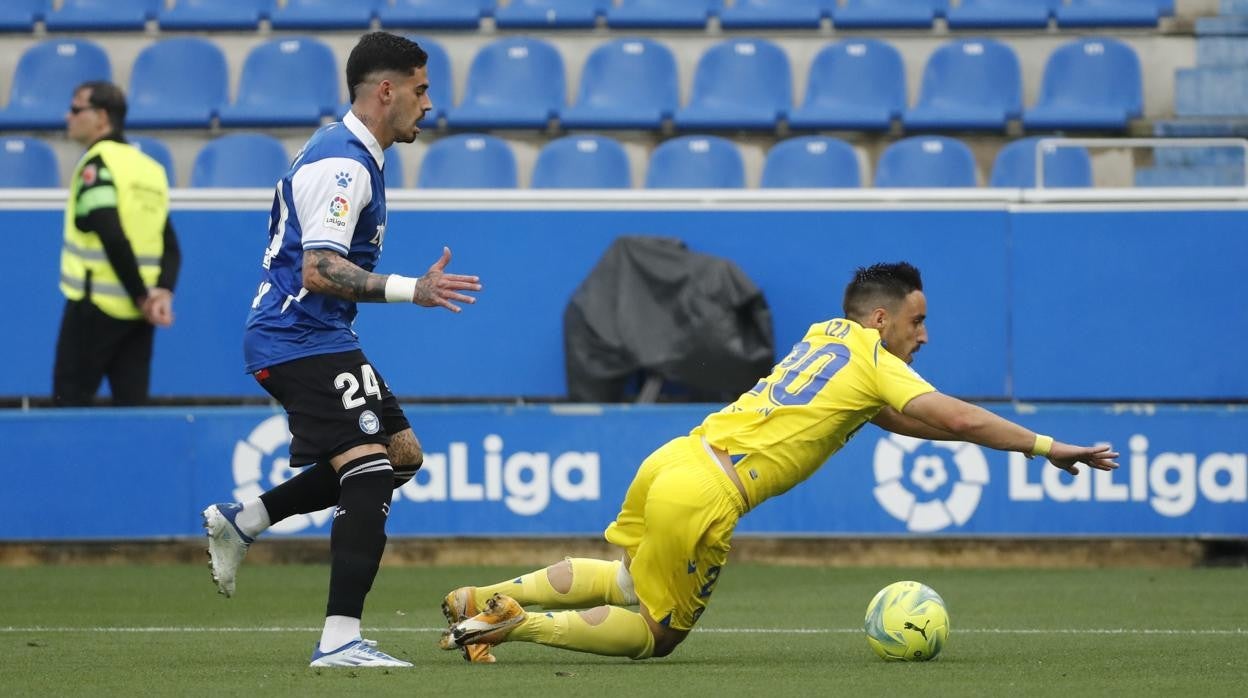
{"left": 532, "top": 135, "right": 631, "bottom": 189}
{"left": 417, "top": 134, "right": 517, "bottom": 188}
{"left": 0, "top": 0, "right": 49, "bottom": 32}
{"left": 129, "top": 135, "right": 176, "bottom": 187}
{"left": 191, "top": 134, "right": 289, "bottom": 188}
{"left": 945, "top": 0, "right": 1052, "bottom": 29}
{"left": 378, "top": 0, "right": 492, "bottom": 29}
{"left": 1057, "top": 0, "right": 1161, "bottom": 28}
{"left": 989, "top": 137, "right": 1092, "bottom": 188}
{"left": 719, "top": 0, "right": 831, "bottom": 29}
{"left": 645, "top": 136, "right": 744, "bottom": 188}
{"left": 788, "top": 39, "right": 905, "bottom": 131}
{"left": 383, "top": 145, "right": 406, "bottom": 188}
{"left": 444, "top": 38, "right": 565, "bottom": 130}
{"left": 127, "top": 39, "right": 227, "bottom": 129}
{"left": 606, "top": 0, "right": 718, "bottom": 28}
{"left": 45, "top": 0, "right": 159, "bottom": 31}
{"left": 269, "top": 0, "right": 377, "bottom": 30}
{"left": 874, "top": 136, "right": 977, "bottom": 188}
{"left": 1197, "top": 37, "right": 1248, "bottom": 67}
{"left": 339, "top": 36, "right": 452, "bottom": 123}
{"left": 0, "top": 137, "right": 59, "bottom": 187}
{"left": 494, "top": 0, "right": 605, "bottom": 29}
{"left": 1152, "top": 144, "right": 1245, "bottom": 169}
{"left": 761, "top": 136, "right": 860, "bottom": 188}
{"left": 674, "top": 39, "right": 791, "bottom": 131}
{"left": 1023, "top": 38, "right": 1142, "bottom": 131}
{"left": 1175, "top": 67, "right": 1248, "bottom": 117}
{"left": 412, "top": 36, "right": 452, "bottom": 123}
{"left": 903, "top": 38, "right": 1021, "bottom": 131}
{"left": 560, "top": 39, "right": 678, "bottom": 129}
{"left": 159, "top": 0, "right": 272, "bottom": 31}
{"left": 218, "top": 38, "right": 339, "bottom": 128}
{"left": 1134, "top": 165, "right": 1244, "bottom": 187}
{"left": 0, "top": 40, "right": 110, "bottom": 131}
{"left": 833, "top": 0, "right": 945, "bottom": 29}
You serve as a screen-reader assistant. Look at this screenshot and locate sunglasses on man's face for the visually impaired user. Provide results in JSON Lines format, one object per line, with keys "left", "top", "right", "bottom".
{"left": 68, "top": 104, "right": 99, "bottom": 115}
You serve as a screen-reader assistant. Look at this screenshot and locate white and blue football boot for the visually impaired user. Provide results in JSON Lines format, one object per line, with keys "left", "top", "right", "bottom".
{"left": 310, "top": 639, "right": 413, "bottom": 668}
{"left": 202, "top": 503, "right": 253, "bottom": 598}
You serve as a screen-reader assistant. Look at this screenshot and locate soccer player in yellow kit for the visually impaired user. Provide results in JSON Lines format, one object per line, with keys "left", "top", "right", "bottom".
{"left": 440, "top": 262, "right": 1120, "bottom": 662}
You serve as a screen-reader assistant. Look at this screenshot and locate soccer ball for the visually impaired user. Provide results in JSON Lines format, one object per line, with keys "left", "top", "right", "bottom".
{"left": 864, "top": 580, "right": 950, "bottom": 661}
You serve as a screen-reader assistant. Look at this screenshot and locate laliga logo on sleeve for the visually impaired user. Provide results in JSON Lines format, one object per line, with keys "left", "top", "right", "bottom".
{"left": 323, "top": 194, "right": 351, "bottom": 231}
{"left": 232, "top": 415, "right": 330, "bottom": 534}
{"left": 872, "top": 435, "right": 989, "bottom": 532}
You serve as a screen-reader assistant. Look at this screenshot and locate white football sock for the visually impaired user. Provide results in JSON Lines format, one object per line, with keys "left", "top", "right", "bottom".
{"left": 235, "top": 499, "right": 271, "bottom": 538}
{"left": 319, "top": 615, "right": 361, "bottom": 653}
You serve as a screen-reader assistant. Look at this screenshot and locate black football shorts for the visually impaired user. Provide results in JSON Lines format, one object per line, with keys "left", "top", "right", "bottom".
{"left": 254, "top": 349, "right": 411, "bottom": 466}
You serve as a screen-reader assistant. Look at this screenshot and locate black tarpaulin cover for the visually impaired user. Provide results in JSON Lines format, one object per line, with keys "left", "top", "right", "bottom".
{"left": 564, "top": 235, "right": 775, "bottom": 402}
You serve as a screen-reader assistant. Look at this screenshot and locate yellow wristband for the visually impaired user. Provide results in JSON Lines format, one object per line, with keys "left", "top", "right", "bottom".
{"left": 1031, "top": 434, "right": 1054, "bottom": 458}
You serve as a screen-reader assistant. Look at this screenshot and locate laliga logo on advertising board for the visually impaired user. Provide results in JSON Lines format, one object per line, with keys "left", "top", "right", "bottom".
{"left": 872, "top": 435, "right": 990, "bottom": 532}
{"left": 232, "top": 417, "right": 601, "bottom": 533}
{"left": 1008, "top": 434, "right": 1246, "bottom": 516}
{"left": 232, "top": 415, "right": 321, "bottom": 534}
{"left": 398, "top": 434, "right": 600, "bottom": 516}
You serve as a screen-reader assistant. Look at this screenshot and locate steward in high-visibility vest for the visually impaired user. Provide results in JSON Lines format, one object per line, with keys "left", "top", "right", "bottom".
{"left": 60, "top": 139, "right": 169, "bottom": 320}
{"left": 53, "top": 80, "right": 181, "bottom": 407}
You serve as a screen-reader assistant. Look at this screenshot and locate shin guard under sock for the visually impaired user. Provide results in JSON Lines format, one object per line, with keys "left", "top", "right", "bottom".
{"left": 509, "top": 607, "right": 655, "bottom": 659}
{"left": 326, "top": 454, "right": 393, "bottom": 619}
{"left": 476, "top": 558, "right": 632, "bottom": 610}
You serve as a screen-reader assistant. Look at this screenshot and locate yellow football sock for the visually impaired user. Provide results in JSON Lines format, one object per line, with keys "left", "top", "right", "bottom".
{"left": 474, "top": 558, "right": 632, "bottom": 610}
{"left": 508, "top": 607, "right": 655, "bottom": 660}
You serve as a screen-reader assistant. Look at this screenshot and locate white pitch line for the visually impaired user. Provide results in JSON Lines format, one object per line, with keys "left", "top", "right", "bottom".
{"left": 1, "top": 626, "right": 1244, "bottom": 636}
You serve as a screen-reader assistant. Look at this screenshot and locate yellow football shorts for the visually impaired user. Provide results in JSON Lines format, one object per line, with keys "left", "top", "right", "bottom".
{"left": 604, "top": 434, "right": 747, "bottom": 631}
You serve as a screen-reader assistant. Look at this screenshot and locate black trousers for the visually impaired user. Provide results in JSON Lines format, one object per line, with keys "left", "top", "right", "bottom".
{"left": 52, "top": 298, "right": 154, "bottom": 407}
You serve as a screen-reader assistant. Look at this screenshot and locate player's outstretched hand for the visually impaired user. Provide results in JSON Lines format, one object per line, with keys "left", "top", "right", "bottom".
{"left": 414, "top": 246, "right": 482, "bottom": 312}
{"left": 1045, "top": 442, "right": 1119, "bottom": 476}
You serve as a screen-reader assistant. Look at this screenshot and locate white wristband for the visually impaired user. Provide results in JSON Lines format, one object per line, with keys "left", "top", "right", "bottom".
{"left": 384, "top": 274, "right": 418, "bottom": 303}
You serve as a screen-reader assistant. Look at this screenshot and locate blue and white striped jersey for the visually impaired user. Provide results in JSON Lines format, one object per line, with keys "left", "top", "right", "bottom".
{"left": 243, "top": 111, "right": 389, "bottom": 373}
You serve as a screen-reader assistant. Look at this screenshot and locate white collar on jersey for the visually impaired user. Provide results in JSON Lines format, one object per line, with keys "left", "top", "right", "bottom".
{"left": 343, "top": 110, "right": 385, "bottom": 170}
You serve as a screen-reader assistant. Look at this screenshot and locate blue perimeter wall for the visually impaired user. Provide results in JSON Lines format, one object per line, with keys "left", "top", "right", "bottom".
{"left": 4, "top": 206, "right": 1247, "bottom": 401}
{"left": 1, "top": 404, "right": 1244, "bottom": 540}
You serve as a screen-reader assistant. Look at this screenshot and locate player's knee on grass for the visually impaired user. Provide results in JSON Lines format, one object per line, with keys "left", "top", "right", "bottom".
{"left": 650, "top": 627, "right": 687, "bottom": 658}
{"left": 640, "top": 606, "right": 688, "bottom": 658}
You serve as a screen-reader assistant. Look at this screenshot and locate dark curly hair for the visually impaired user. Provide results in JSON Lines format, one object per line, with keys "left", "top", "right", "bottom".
{"left": 345, "top": 32, "right": 428, "bottom": 103}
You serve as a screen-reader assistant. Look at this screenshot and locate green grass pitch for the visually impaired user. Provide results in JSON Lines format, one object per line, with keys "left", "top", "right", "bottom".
{"left": 1, "top": 563, "right": 1244, "bottom": 696}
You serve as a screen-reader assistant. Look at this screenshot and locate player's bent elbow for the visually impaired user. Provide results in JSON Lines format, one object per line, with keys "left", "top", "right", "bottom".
{"left": 301, "top": 267, "right": 328, "bottom": 295}
{"left": 941, "top": 411, "right": 980, "bottom": 436}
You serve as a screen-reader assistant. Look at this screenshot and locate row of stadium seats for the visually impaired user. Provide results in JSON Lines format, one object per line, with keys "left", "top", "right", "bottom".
{"left": 0, "top": 35, "right": 1143, "bottom": 132}
{"left": 1142, "top": 1, "right": 1248, "bottom": 184}
{"left": 0, "top": 133, "right": 1094, "bottom": 189}
{"left": 0, "top": 1, "right": 1177, "bottom": 33}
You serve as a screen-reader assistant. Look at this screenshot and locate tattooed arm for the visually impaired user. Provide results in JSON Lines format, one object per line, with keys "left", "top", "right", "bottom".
{"left": 302, "top": 247, "right": 482, "bottom": 310}
{"left": 303, "top": 249, "right": 389, "bottom": 302}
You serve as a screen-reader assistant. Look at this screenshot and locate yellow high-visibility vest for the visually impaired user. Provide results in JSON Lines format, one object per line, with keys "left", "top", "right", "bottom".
{"left": 60, "top": 139, "right": 169, "bottom": 320}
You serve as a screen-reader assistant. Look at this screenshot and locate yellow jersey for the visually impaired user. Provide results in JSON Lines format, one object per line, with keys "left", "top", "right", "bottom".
{"left": 691, "top": 318, "right": 935, "bottom": 509}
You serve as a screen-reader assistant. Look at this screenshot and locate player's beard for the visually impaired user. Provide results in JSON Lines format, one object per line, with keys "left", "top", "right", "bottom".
{"left": 394, "top": 121, "right": 419, "bottom": 144}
